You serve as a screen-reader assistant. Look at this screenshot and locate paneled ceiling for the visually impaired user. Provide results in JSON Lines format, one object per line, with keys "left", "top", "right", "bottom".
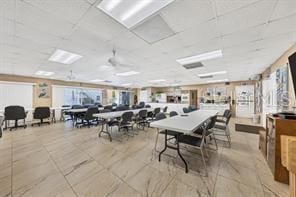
{"left": 0, "top": 0, "right": 295, "bottom": 87}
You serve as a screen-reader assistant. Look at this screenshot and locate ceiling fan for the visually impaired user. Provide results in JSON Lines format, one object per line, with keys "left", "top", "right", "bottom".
{"left": 66, "top": 70, "right": 76, "bottom": 81}
{"left": 107, "top": 46, "right": 132, "bottom": 68}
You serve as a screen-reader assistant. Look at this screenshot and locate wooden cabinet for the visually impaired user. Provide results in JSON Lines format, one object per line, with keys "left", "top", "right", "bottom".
{"left": 262, "top": 115, "right": 296, "bottom": 184}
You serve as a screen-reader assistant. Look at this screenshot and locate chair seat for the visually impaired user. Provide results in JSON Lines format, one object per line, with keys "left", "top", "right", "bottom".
{"left": 159, "top": 130, "right": 183, "bottom": 136}
{"left": 216, "top": 118, "right": 226, "bottom": 123}
{"left": 178, "top": 135, "right": 202, "bottom": 147}
{"left": 214, "top": 124, "right": 226, "bottom": 130}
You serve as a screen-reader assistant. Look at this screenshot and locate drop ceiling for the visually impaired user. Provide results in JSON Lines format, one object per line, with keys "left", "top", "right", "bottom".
{"left": 0, "top": 0, "right": 295, "bottom": 88}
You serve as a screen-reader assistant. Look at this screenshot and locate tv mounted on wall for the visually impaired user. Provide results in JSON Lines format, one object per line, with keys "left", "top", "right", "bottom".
{"left": 288, "top": 52, "right": 296, "bottom": 98}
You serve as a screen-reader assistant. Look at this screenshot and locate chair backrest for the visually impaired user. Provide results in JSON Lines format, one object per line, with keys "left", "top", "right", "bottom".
{"left": 85, "top": 107, "right": 99, "bottom": 119}
{"left": 225, "top": 112, "right": 232, "bottom": 125}
{"left": 183, "top": 107, "right": 190, "bottom": 113}
{"left": 112, "top": 103, "right": 117, "bottom": 107}
{"left": 62, "top": 105, "right": 70, "bottom": 108}
{"left": 145, "top": 104, "right": 151, "bottom": 108}
{"left": 138, "top": 109, "right": 147, "bottom": 118}
{"left": 101, "top": 109, "right": 111, "bottom": 113}
{"left": 104, "top": 105, "right": 113, "bottom": 110}
{"left": 207, "top": 115, "right": 217, "bottom": 130}
{"left": 72, "top": 105, "right": 83, "bottom": 109}
{"left": 34, "top": 107, "right": 50, "bottom": 119}
{"left": 94, "top": 102, "right": 103, "bottom": 107}
{"left": 121, "top": 111, "right": 134, "bottom": 123}
{"left": 4, "top": 105, "right": 26, "bottom": 120}
{"left": 154, "top": 107, "right": 161, "bottom": 115}
{"left": 116, "top": 105, "right": 129, "bottom": 111}
{"left": 169, "top": 111, "right": 178, "bottom": 117}
{"left": 188, "top": 106, "right": 197, "bottom": 112}
{"left": 163, "top": 106, "right": 168, "bottom": 113}
{"left": 223, "top": 109, "right": 231, "bottom": 117}
{"left": 155, "top": 113, "right": 166, "bottom": 120}
{"left": 131, "top": 104, "right": 137, "bottom": 109}
{"left": 139, "top": 101, "right": 145, "bottom": 107}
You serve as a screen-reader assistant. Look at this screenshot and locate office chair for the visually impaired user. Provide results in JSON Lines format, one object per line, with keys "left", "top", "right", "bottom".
{"left": 135, "top": 109, "right": 148, "bottom": 130}
{"left": 169, "top": 111, "right": 178, "bottom": 117}
{"left": 117, "top": 111, "right": 134, "bottom": 135}
{"left": 4, "top": 105, "right": 27, "bottom": 131}
{"left": 139, "top": 101, "right": 145, "bottom": 108}
{"left": 163, "top": 106, "right": 168, "bottom": 113}
{"left": 78, "top": 106, "right": 99, "bottom": 128}
{"left": 32, "top": 107, "right": 51, "bottom": 126}
{"left": 183, "top": 107, "right": 190, "bottom": 113}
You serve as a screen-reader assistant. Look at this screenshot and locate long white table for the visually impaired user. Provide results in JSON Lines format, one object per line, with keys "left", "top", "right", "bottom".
{"left": 93, "top": 108, "right": 154, "bottom": 141}
{"left": 150, "top": 109, "right": 218, "bottom": 173}
{"left": 150, "top": 110, "right": 218, "bottom": 134}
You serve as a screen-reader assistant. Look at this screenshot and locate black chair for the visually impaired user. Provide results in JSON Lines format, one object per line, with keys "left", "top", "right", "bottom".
{"left": 213, "top": 112, "right": 232, "bottom": 146}
{"left": 145, "top": 104, "right": 151, "bottom": 108}
{"left": 117, "top": 111, "right": 134, "bottom": 134}
{"left": 104, "top": 105, "right": 113, "bottom": 111}
{"left": 163, "top": 106, "right": 168, "bottom": 113}
{"left": 169, "top": 111, "right": 178, "bottom": 117}
{"left": 216, "top": 109, "right": 231, "bottom": 123}
{"left": 32, "top": 107, "right": 51, "bottom": 126}
{"left": 183, "top": 107, "right": 190, "bottom": 113}
{"left": 116, "top": 105, "right": 129, "bottom": 111}
{"left": 188, "top": 106, "right": 197, "bottom": 112}
{"left": 112, "top": 103, "right": 117, "bottom": 107}
{"left": 0, "top": 115, "right": 4, "bottom": 138}
{"left": 178, "top": 118, "right": 214, "bottom": 175}
{"left": 78, "top": 106, "right": 99, "bottom": 128}
{"left": 95, "top": 102, "right": 103, "bottom": 107}
{"left": 135, "top": 109, "right": 148, "bottom": 129}
{"left": 4, "top": 106, "right": 27, "bottom": 131}
{"left": 139, "top": 102, "right": 145, "bottom": 108}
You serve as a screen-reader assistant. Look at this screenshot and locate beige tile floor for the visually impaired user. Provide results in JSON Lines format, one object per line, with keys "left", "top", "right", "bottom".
{"left": 0, "top": 119, "right": 289, "bottom": 197}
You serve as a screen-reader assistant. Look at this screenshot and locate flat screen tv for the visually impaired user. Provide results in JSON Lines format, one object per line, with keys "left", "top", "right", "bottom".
{"left": 288, "top": 52, "right": 296, "bottom": 98}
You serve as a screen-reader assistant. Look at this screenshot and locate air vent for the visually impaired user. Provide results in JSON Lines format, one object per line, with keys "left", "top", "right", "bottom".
{"left": 199, "top": 75, "right": 213, "bottom": 79}
{"left": 132, "top": 14, "right": 175, "bottom": 44}
{"left": 182, "top": 62, "right": 204, "bottom": 69}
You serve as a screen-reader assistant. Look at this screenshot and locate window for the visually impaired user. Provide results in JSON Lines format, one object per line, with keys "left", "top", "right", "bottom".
{"left": 64, "top": 87, "right": 102, "bottom": 106}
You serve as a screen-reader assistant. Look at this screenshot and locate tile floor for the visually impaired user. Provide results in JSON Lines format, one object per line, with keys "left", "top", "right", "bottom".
{"left": 0, "top": 119, "right": 289, "bottom": 197}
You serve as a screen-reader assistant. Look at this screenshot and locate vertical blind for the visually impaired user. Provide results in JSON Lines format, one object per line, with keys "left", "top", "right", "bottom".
{"left": 0, "top": 82, "right": 33, "bottom": 110}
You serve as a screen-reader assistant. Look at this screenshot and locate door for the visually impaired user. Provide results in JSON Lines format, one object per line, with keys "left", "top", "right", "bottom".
{"left": 189, "top": 90, "right": 197, "bottom": 107}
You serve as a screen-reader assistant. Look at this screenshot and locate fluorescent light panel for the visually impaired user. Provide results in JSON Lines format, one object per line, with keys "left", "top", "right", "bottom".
{"left": 150, "top": 79, "right": 166, "bottom": 83}
{"left": 198, "top": 71, "right": 227, "bottom": 77}
{"left": 90, "top": 79, "right": 105, "bottom": 82}
{"left": 35, "top": 71, "right": 54, "bottom": 76}
{"left": 116, "top": 71, "right": 139, "bottom": 76}
{"left": 105, "top": 0, "right": 122, "bottom": 11}
{"left": 121, "top": 83, "right": 132, "bottom": 86}
{"left": 97, "top": 0, "right": 175, "bottom": 28}
{"left": 49, "top": 49, "right": 82, "bottom": 64}
{"left": 177, "top": 50, "right": 223, "bottom": 65}
{"left": 207, "top": 79, "right": 229, "bottom": 83}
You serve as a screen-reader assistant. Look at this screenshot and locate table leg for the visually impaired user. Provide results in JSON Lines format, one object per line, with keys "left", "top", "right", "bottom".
{"left": 98, "top": 120, "right": 112, "bottom": 142}
{"left": 176, "top": 133, "right": 188, "bottom": 173}
{"left": 159, "top": 130, "right": 168, "bottom": 162}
